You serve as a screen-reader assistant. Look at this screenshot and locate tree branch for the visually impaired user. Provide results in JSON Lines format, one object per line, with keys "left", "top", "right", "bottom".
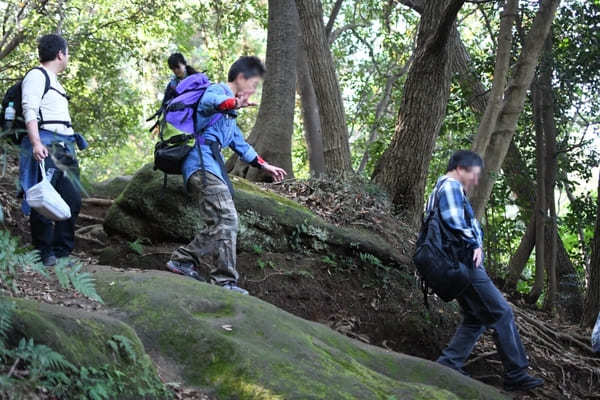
{"left": 325, "top": 0, "right": 344, "bottom": 40}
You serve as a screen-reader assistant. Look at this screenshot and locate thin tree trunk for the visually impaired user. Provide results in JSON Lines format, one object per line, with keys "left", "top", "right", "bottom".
{"left": 471, "top": 0, "right": 519, "bottom": 155}
{"left": 505, "top": 214, "right": 536, "bottom": 292}
{"left": 229, "top": 0, "right": 298, "bottom": 181}
{"left": 470, "top": 0, "right": 561, "bottom": 219}
{"left": 565, "top": 185, "right": 590, "bottom": 269}
{"left": 296, "top": 32, "right": 325, "bottom": 176}
{"left": 357, "top": 62, "right": 411, "bottom": 174}
{"left": 371, "top": 0, "right": 465, "bottom": 228}
{"left": 296, "top": 0, "right": 352, "bottom": 172}
{"left": 540, "top": 34, "right": 558, "bottom": 312}
{"left": 582, "top": 173, "right": 600, "bottom": 328}
{"left": 527, "top": 80, "right": 546, "bottom": 305}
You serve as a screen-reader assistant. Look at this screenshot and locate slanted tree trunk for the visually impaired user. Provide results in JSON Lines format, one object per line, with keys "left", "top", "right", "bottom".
{"left": 527, "top": 80, "right": 546, "bottom": 305}
{"left": 582, "top": 173, "right": 600, "bottom": 328}
{"left": 371, "top": 0, "right": 465, "bottom": 228}
{"left": 505, "top": 214, "right": 536, "bottom": 291}
{"left": 471, "top": 0, "right": 519, "bottom": 156}
{"left": 470, "top": 0, "right": 561, "bottom": 219}
{"left": 229, "top": 0, "right": 298, "bottom": 181}
{"left": 296, "top": 0, "right": 352, "bottom": 172}
{"left": 296, "top": 32, "right": 326, "bottom": 176}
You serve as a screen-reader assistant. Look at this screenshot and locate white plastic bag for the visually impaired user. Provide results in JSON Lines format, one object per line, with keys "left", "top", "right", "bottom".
{"left": 593, "top": 312, "right": 600, "bottom": 353}
{"left": 26, "top": 160, "right": 71, "bottom": 221}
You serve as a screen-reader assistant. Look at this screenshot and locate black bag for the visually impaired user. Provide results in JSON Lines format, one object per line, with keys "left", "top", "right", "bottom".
{"left": 153, "top": 133, "right": 194, "bottom": 175}
{"left": 413, "top": 179, "right": 472, "bottom": 306}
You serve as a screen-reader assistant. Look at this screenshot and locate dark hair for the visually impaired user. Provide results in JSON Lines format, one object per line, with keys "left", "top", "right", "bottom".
{"left": 38, "top": 34, "right": 68, "bottom": 63}
{"left": 168, "top": 53, "right": 198, "bottom": 75}
{"left": 446, "top": 150, "right": 484, "bottom": 172}
{"left": 228, "top": 56, "right": 266, "bottom": 82}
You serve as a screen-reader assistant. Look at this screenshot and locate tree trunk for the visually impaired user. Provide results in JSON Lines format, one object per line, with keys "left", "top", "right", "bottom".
{"left": 229, "top": 0, "right": 298, "bottom": 181}
{"left": 470, "top": 0, "right": 561, "bottom": 220}
{"left": 471, "top": 0, "right": 519, "bottom": 155}
{"left": 527, "top": 80, "right": 546, "bottom": 305}
{"left": 582, "top": 173, "right": 600, "bottom": 328}
{"left": 296, "top": 32, "right": 326, "bottom": 177}
{"left": 296, "top": 0, "right": 352, "bottom": 172}
{"left": 505, "top": 214, "right": 536, "bottom": 291}
{"left": 539, "top": 34, "right": 558, "bottom": 312}
{"left": 371, "top": 0, "right": 465, "bottom": 228}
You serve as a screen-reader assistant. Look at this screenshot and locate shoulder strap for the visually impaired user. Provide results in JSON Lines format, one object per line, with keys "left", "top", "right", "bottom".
{"left": 32, "top": 67, "right": 51, "bottom": 97}
{"left": 430, "top": 177, "right": 450, "bottom": 212}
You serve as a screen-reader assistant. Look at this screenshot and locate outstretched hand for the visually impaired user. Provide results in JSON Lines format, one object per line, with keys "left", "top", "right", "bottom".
{"left": 262, "top": 163, "right": 287, "bottom": 183}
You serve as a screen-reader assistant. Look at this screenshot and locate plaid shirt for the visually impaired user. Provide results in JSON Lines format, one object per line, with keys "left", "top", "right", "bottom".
{"left": 426, "top": 176, "right": 483, "bottom": 249}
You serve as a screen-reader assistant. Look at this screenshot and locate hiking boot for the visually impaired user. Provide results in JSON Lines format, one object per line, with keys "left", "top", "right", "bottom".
{"left": 42, "top": 255, "right": 57, "bottom": 267}
{"left": 220, "top": 282, "right": 249, "bottom": 295}
{"left": 166, "top": 260, "right": 203, "bottom": 281}
{"left": 503, "top": 375, "right": 544, "bottom": 392}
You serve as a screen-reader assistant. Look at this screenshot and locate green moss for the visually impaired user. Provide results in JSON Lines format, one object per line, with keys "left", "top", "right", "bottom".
{"left": 231, "top": 176, "right": 313, "bottom": 215}
{"left": 91, "top": 268, "right": 508, "bottom": 400}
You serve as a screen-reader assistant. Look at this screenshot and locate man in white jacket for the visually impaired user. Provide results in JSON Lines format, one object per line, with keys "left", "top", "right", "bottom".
{"left": 19, "top": 34, "right": 87, "bottom": 266}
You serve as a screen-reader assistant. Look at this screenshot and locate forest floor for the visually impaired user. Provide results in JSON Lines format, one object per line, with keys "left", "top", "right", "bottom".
{"left": 0, "top": 155, "right": 598, "bottom": 400}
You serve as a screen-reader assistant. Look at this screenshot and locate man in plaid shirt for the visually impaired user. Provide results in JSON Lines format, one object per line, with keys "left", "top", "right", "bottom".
{"left": 430, "top": 150, "right": 543, "bottom": 392}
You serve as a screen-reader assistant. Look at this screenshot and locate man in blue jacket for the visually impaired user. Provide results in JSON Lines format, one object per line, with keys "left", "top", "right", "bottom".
{"left": 166, "top": 56, "right": 286, "bottom": 295}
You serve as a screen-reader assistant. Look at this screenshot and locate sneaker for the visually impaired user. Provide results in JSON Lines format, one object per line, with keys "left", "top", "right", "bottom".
{"left": 166, "top": 260, "right": 203, "bottom": 281}
{"left": 221, "top": 282, "right": 249, "bottom": 295}
{"left": 42, "top": 255, "right": 57, "bottom": 267}
{"left": 504, "top": 375, "right": 544, "bottom": 392}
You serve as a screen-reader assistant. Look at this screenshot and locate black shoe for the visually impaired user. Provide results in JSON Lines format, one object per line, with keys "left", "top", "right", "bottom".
{"left": 504, "top": 375, "right": 544, "bottom": 392}
{"left": 43, "top": 255, "right": 57, "bottom": 267}
{"left": 166, "top": 260, "right": 202, "bottom": 281}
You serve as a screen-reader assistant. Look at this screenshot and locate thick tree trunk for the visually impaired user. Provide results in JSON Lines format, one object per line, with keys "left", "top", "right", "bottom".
{"left": 296, "top": 0, "right": 352, "bottom": 172}
{"left": 470, "top": 0, "right": 561, "bottom": 220}
{"left": 296, "top": 32, "right": 326, "bottom": 176}
{"left": 229, "top": 0, "right": 298, "bottom": 181}
{"left": 471, "top": 0, "right": 519, "bottom": 156}
{"left": 371, "top": 0, "right": 465, "bottom": 228}
{"left": 582, "top": 173, "right": 600, "bottom": 328}
{"left": 527, "top": 80, "right": 546, "bottom": 305}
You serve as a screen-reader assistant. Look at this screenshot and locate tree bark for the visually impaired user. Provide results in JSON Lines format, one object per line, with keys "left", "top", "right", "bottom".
{"left": 296, "top": 32, "right": 326, "bottom": 177}
{"left": 470, "top": 0, "right": 561, "bottom": 220}
{"left": 471, "top": 0, "right": 519, "bottom": 156}
{"left": 296, "top": 0, "right": 352, "bottom": 172}
{"left": 505, "top": 214, "right": 536, "bottom": 291}
{"left": 229, "top": 0, "right": 298, "bottom": 181}
{"left": 527, "top": 80, "right": 546, "bottom": 305}
{"left": 582, "top": 173, "right": 600, "bottom": 328}
{"left": 371, "top": 0, "right": 465, "bottom": 228}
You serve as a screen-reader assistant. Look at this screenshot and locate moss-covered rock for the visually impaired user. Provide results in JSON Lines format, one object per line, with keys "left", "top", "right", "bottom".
{"left": 92, "top": 266, "right": 508, "bottom": 400}
{"left": 103, "top": 164, "right": 409, "bottom": 266}
{"left": 6, "top": 296, "right": 167, "bottom": 399}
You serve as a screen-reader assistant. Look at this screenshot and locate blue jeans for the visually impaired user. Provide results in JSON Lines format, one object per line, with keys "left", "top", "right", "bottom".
{"left": 437, "top": 266, "right": 529, "bottom": 381}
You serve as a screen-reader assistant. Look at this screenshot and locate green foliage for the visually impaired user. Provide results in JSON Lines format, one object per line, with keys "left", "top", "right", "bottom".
{"left": 0, "top": 229, "right": 47, "bottom": 292}
{"left": 251, "top": 243, "right": 264, "bottom": 256}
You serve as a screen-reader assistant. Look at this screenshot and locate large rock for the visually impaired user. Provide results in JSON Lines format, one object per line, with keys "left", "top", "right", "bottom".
{"left": 103, "top": 164, "right": 409, "bottom": 266}
{"left": 92, "top": 266, "right": 508, "bottom": 399}
{"left": 88, "top": 175, "right": 132, "bottom": 199}
{"left": 6, "top": 296, "right": 166, "bottom": 399}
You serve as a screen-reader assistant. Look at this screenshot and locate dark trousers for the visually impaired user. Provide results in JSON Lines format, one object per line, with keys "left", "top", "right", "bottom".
{"left": 437, "top": 266, "right": 529, "bottom": 381}
{"left": 30, "top": 157, "right": 81, "bottom": 259}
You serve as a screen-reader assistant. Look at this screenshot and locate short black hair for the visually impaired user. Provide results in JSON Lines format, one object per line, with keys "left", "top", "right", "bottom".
{"left": 446, "top": 150, "right": 484, "bottom": 172}
{"left": 228, "top": 56, "right": 266, "bottom": 82}
{"left": 38, "top": 34, "right": 68, "bottom": 63}
{"left": 168, "top": 53, "right": 186, "bottom": 69}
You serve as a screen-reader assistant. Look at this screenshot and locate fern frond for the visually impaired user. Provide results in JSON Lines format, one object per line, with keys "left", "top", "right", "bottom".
{"left": 111, "top": 335, "right": 136, "bottom": 362}
{"left": 68, "top": 271, "right": 103, "bottom": 303}
{"left": 0, "top": 300, "right": 14, "bottom": 344}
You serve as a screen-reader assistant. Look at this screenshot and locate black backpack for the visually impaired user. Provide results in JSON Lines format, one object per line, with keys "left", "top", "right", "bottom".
{"left": 413, "top": 178, "right": 472, "bottom": 307}
{"left": 1, "top": 67, "right": 70, "bottom": 144}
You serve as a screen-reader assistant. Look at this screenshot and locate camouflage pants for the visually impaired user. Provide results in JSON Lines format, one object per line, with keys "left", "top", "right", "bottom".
{"left": 171, "top": 171, "right": 239, "bottom": 283}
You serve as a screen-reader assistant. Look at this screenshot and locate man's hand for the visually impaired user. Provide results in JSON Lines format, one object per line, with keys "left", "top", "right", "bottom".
{"left": 32, "top": 143, "right": 48, "bottom": 161}
{"left": 473, "top": 247, "right": 483, "bottom": 268}
{"left": 262, "top": 163, "right": 287, "bottom": 183}
{"left": 235, "top": 92, "right": 257, "bottom": 108}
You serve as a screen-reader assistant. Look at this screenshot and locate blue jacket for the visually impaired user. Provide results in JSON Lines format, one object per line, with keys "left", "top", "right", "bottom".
{"left": 182, "top": 83, "right": 258, "bottom": 186}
